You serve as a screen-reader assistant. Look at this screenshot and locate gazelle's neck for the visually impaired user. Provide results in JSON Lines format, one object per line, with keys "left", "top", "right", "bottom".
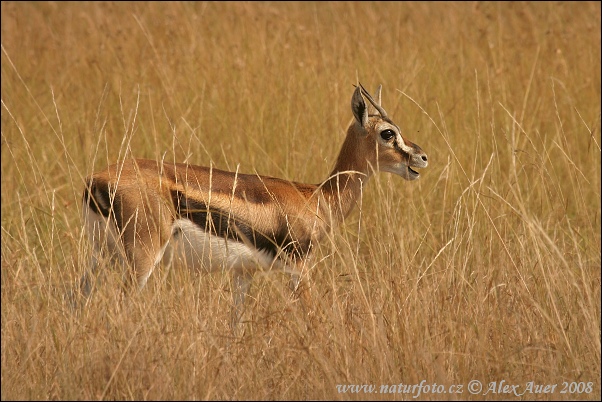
{"left": 319, "top": 123, "right": 374, "bottom": 224}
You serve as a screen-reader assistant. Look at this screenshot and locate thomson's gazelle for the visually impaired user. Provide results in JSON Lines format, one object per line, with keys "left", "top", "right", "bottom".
{"left": 79, "top": 84, "right": 428, "bottom": 329}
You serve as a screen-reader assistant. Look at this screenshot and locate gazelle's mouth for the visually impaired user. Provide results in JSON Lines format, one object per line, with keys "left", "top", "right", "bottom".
{"left": 406, "top": 165, "right": 423, "bottom": 180}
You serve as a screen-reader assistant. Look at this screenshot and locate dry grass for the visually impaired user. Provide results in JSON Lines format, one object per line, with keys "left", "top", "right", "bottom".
{"left": 1, "top": 1, "right": 600, "bottom": 400}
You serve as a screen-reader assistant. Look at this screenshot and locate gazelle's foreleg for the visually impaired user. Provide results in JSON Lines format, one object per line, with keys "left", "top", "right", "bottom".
{"left": 287, "top": 259, "right": 314, "bottom": 328}
{"left": 231, "top": 271, "right": 253, "bottom": 334}
{"left": 288, "top": 273, "right": 311, "bottom": 310}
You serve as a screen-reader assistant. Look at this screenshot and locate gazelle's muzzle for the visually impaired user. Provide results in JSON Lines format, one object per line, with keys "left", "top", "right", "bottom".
{"left": 405, "top": 142, "right": 428, "bottom": 179}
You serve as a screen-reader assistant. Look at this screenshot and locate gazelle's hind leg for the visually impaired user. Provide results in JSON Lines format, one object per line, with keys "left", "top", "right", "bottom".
{"left": 117, "top": 195, "right": 174, "bottom": 295}
{"left": 69, "top": 207, "right": 125, "bottom": 308}
{"left": 75, "top": 187, "right": 174, "bottom": 308}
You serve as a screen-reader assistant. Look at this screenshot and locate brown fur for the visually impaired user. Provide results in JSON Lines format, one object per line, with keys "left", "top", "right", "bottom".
{"left": 79, "top": 84, "right": 428, "bottom": 329}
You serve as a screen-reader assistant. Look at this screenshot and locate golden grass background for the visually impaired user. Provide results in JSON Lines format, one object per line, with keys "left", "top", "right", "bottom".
{"left": 1, "top": 1, "right": 600, "bottom": 400}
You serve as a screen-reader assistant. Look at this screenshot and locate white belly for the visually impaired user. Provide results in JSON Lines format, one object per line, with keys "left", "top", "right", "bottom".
{"left": 168, "top": 219, "right": 284, "bottom": 274}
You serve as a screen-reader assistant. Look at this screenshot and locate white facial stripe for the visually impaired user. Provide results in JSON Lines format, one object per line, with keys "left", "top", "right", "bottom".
{"left": 396, "top": 133, "right": 414, "bottom": 154}
{"left": 377, "top": 121, "right": 413, "bottom": 154}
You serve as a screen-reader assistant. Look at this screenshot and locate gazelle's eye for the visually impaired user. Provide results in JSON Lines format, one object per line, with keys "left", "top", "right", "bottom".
{"left": 380, "top": 129, "right": 395, "bottom": 141}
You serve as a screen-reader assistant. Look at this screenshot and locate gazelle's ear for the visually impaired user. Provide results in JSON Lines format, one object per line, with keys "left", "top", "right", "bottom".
{"left": 351, "top": 85, "right": 368, "bottom": 128}
{"left": 359, "top": 83, "right": 388, "bottom": 119}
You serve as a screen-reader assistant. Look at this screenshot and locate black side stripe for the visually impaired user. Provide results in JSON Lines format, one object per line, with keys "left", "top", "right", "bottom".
{"left": 170, "top": 190, "right": 311, "bottom": 261}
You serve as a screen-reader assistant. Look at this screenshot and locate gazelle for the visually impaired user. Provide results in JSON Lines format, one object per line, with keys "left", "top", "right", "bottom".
{"left": 79, "top": 83, "right": 428, "bottom": 330}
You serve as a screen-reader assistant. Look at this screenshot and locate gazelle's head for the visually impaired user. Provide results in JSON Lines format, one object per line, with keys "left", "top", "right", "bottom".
{"left": 350, "top": 83, "right": 428, "bottom": 180}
